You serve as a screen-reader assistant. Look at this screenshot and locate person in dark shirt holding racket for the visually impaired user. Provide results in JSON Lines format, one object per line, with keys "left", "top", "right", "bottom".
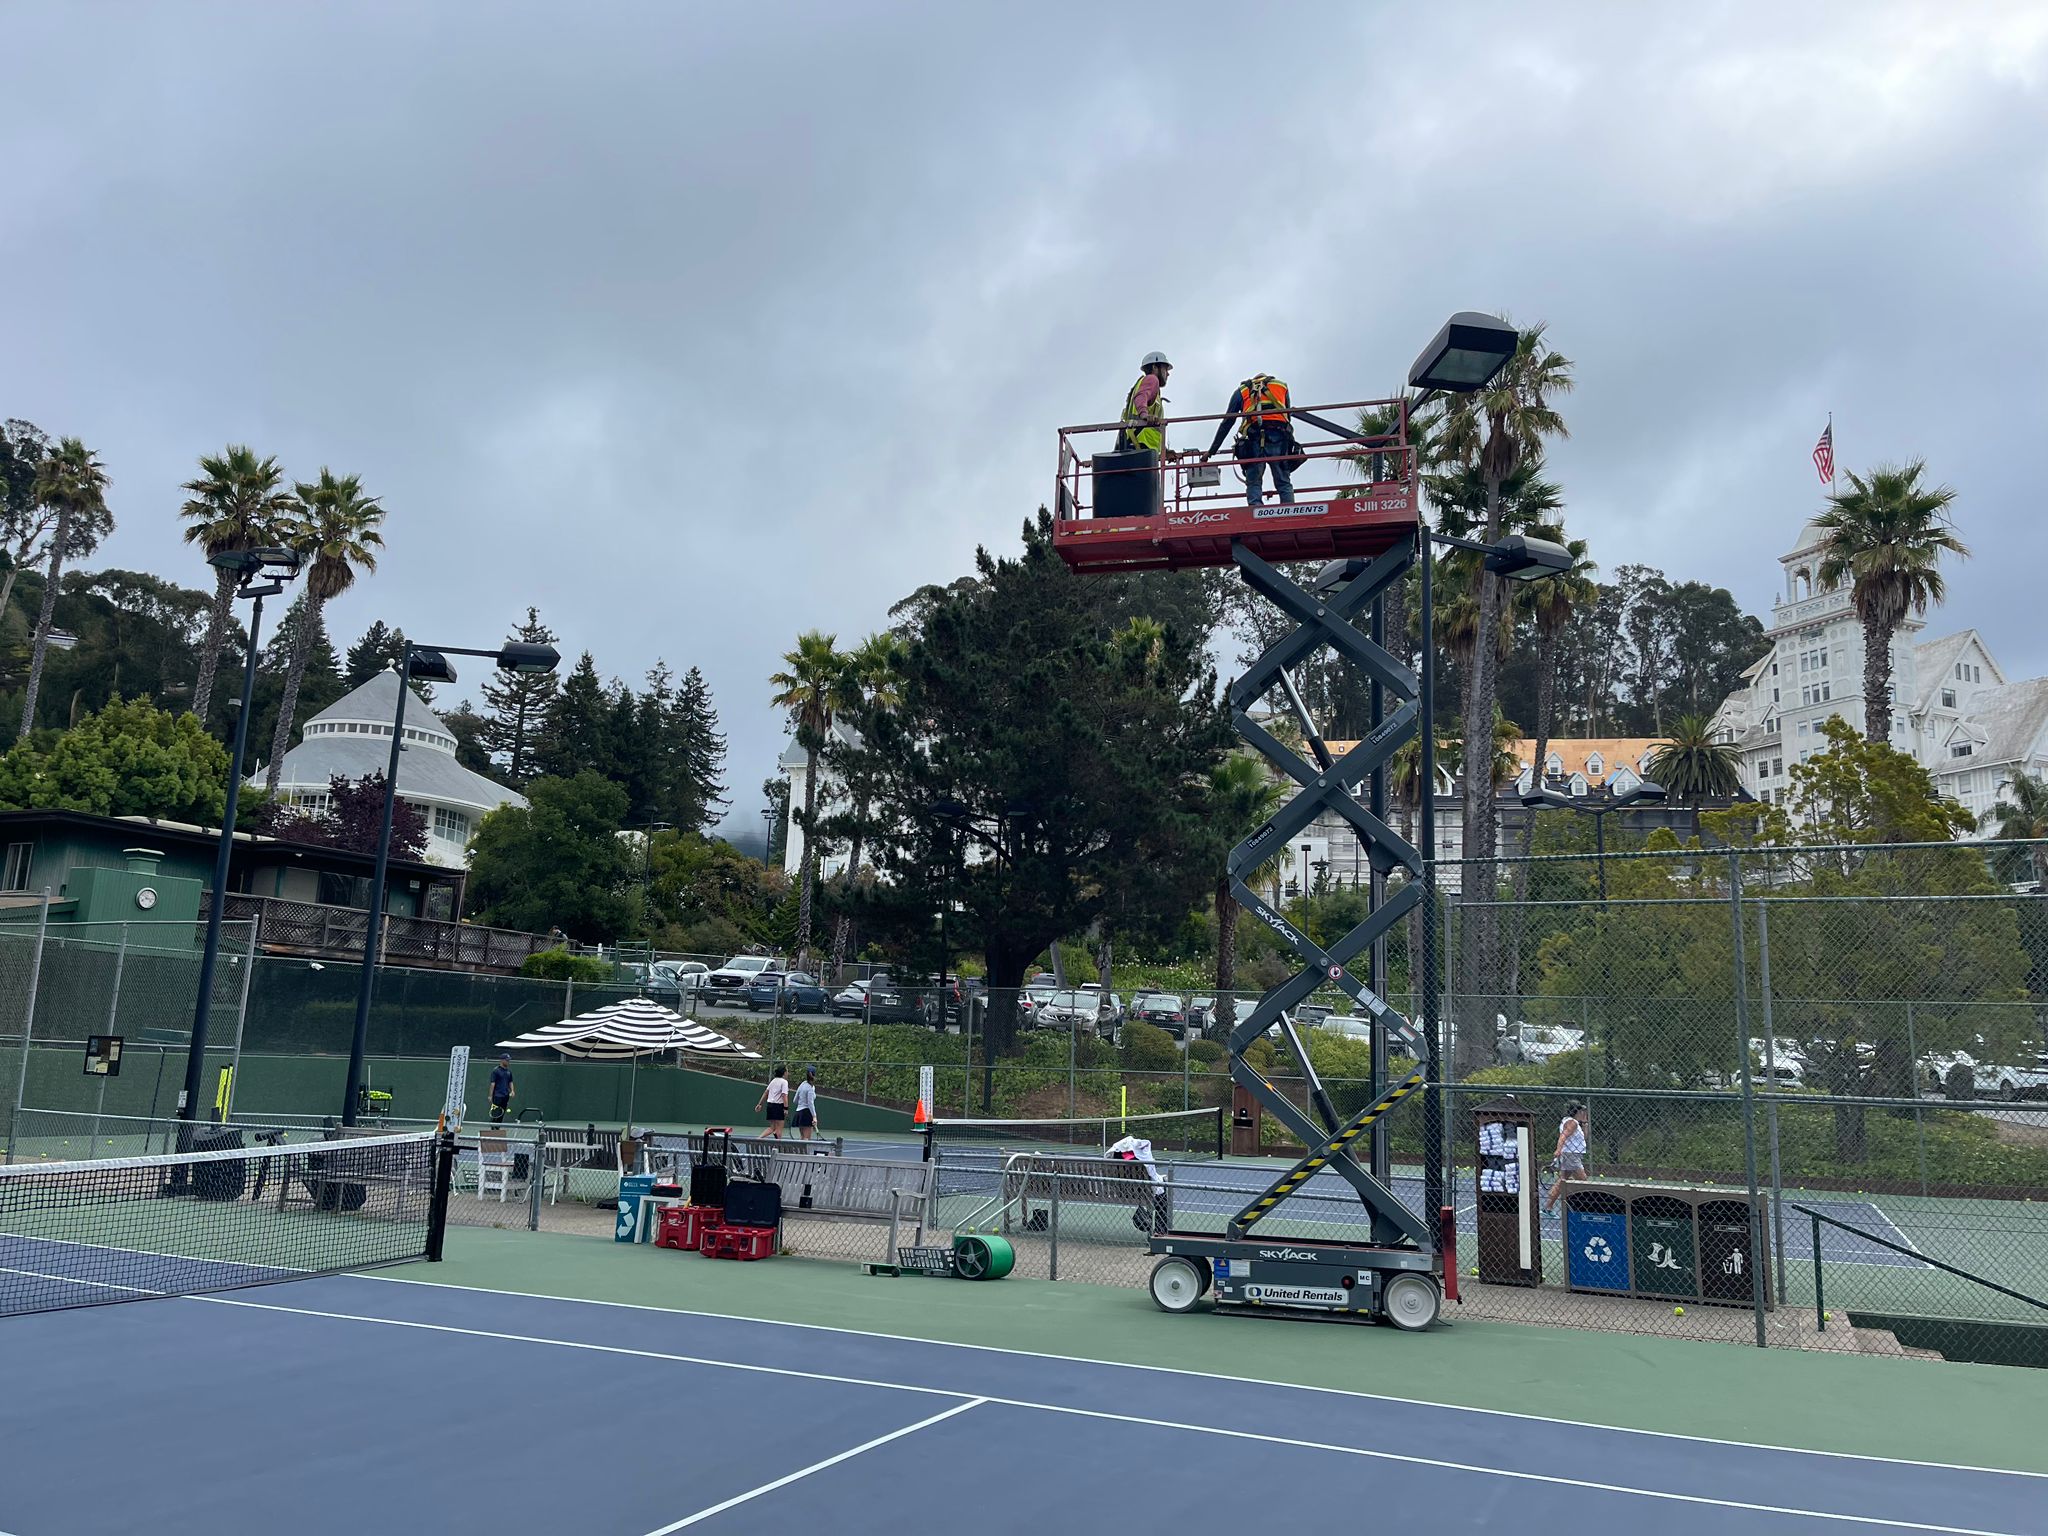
{"left": 488, "top": 1055, "right": 515, "bottom": 1124}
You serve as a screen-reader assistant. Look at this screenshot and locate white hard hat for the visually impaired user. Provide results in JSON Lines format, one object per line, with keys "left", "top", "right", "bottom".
{"left": 1141, "top": 351, "right": 1171, "bottom": 368}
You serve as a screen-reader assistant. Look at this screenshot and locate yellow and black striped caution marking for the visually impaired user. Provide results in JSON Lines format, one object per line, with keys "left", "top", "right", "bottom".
{"left": 1238, "top": 1071, "right": 1425, "bottom": 1229}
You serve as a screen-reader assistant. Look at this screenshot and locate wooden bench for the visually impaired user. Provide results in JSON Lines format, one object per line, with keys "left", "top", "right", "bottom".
{"left": 1001, "top": 1153, "right": 1168, "bottom": 1235}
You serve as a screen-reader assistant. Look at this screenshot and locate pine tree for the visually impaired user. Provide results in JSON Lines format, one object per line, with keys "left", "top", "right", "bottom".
{"left": 344, "top": 620, "right": 398, "bottom": 689}
{"left": 670, "top": 665, "right": 728, "bottom": 834}
{"left": 533, "top": 652, "right": 615, "bottom": 782}
{"left": 478, "top": 607, "right": 559, "bottom": 786}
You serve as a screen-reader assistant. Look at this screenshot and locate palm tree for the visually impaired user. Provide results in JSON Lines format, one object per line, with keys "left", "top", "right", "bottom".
{"left": 1812, "top": 461, "right": 1966, "bottom": 743}
{"left": 1648, "top": 714, "right": 1743, "bottom": 804}
{"left": 17, "top": 439, "right": 110, "bottom": 736}
{"left": 1989, "top": 771, "right": 2048, "bottom": 887}
{"left": 827, "top": 631, "right": 904, "bottom": 976}
{"left": 770, "top": 630, "right": 855, "bottom": 968}
{"left": 264, "top": 470, "right": 385, "bottom": 793}
{"left": 182, "top": 446, "right": 298, "bottom": 722}
{"left": 1504, "top": 526, "right": 1595, "bottom": 991}
{"left": 1434, "top": 324, "right": 1571, "bottom": 1071}
{"left": 1207, "top": 753, "right": 1285, "bottom": 1034}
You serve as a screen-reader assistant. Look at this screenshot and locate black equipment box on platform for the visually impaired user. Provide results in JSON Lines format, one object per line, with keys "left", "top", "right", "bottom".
{"left": 1089, "top": 448, "right": 1160, "bottom": 521}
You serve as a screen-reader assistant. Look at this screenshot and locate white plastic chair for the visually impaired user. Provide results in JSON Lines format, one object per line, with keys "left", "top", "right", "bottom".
{"left": 477, "top": 1132, "right": 513, "bottom": 1202}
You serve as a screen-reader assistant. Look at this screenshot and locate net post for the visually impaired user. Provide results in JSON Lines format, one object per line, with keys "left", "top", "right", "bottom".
{"left": 1213, "top": 1104, "right": 1224, "bottom": 1162}
{"left": 427, "top": 1129, "right": 457, "bottom": 1263}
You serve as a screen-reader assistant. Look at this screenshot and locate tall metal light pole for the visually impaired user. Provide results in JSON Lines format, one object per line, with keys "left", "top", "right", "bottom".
{"left": 182, "top": 548, "right": 301, "bottom": 1139}
{"left": 342, "top": 638, "right": 560, "bottom": 1124}
{"left": 1416, "top": 526, "right": 1578, "bottom": 1227}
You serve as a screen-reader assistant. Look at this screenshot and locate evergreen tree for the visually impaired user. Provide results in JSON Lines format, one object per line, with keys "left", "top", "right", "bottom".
{"left": 478, "top": 607, "right": 559, "bottom": 786}
{"left": 344, "top": 620, "right": 398, "bottom": 688}
{"left": 532, "top": 652, "right": 615, "bottom": 781}
{"left": 669, "top": 665, "right": 728, "bottom": 834}
{"left": 437, "top": 701, "right": 496, "bottom": 775}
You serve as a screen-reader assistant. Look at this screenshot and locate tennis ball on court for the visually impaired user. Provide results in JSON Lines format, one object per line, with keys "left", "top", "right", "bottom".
{"left": 1824, "top": 1310, "right": 1833, "bottom": 1322}
{"left": 1673, "top": 1306, "right": 1686, "bottom": 1316}
{"left": 1469, "top": 1266, "right": 1479, "bottom": 1276}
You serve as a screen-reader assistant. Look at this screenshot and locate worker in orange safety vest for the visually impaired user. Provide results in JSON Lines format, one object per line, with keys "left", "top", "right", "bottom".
{"left": 1201, "top": 373, "right": 1299, "bottom": 506}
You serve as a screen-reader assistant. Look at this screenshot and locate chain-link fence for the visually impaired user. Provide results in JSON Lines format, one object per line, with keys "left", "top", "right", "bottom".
{"left": 3, "top": 840, "right": 2042, "bottom": 1363}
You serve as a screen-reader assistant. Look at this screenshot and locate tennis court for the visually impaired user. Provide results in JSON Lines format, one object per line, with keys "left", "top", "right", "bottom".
{"left": 5, "top": 1270, "right": 2043, "bottom": 1535}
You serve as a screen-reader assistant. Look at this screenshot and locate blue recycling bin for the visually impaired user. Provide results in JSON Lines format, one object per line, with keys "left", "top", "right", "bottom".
{"left": 616, "top": 1174, "right": 656, "bottom": 1243}
{"left": 1564, "top": 1189, "right": 1631, "bottom": 1294}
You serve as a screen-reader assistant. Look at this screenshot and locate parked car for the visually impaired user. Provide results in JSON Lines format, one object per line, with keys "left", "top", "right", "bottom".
{"left": 827, "top": 979, "right": 929, "bottom": 1024}
{"left": 1080, "top": 983, "right": 1124, "bottom": 1029}
{"left": 1037, "top": 990, "right": 1110, "bottom": 1036}
{"left": 746, "top": 970, "right": 829, "bottom": 1013}
{"left": 704, "top": 954, "right": 784, "bottom": 1007}
{"left": 1499, "top": 1022, "right": 1585, "bottom": 1066}
{"left": 1130, "top": 993, "right": 1193, "bottom": 1039}
{"left": 646, "top": 960, "right": 708, "bottom": 1004}
{"left": 1313, "top": 1015, "right": 1374, "bottom": 1041}
{"left": 621, "top": 962, "right": 679, "bottom": 1005}
{"left": 1976, "top": 1053, "right": 2048, "bottom": 1102}
{"left": 1186, "top": 996, "right": 1218, "bottom": 1033}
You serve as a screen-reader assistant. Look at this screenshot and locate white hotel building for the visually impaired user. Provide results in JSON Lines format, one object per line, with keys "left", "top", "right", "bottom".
{"left": 1710, "top": 518, "right": 2048, "bottom": 828}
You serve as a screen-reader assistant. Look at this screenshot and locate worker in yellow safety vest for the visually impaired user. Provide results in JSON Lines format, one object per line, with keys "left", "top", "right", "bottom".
{"left": 1118, "top": 351, "right": 1174, "bottom": 456}
{"left": 1202, "top": 374, "right": 1299, "bottom": 506}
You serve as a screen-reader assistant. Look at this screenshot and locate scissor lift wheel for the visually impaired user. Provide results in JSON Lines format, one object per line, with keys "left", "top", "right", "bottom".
{"left": 1381, "top": 1272, "right": 1440, "bottom": 1332}
{"left": 1149, "top": 1255, "right": 1210, "bottom": 1313}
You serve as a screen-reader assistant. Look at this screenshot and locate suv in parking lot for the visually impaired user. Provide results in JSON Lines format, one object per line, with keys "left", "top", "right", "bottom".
{"left": 703, "top": 954, "right": 785, "bottom": 1007}
{"left": 1035, "top": 990, "right": 1111, "bottom": 1037}
{"left": 1129, "top": 993, "right": 1192, "bottom": 1039}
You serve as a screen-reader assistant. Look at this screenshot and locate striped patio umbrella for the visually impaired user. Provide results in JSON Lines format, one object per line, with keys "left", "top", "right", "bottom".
{"left": 498, "top": 997, "right": 759, "bottom": 1124}
{"left": 498, "top": 996, "right": 760, "bottom": 1061}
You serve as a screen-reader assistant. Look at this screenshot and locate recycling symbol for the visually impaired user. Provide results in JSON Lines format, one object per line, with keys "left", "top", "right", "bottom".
{"left": 1582, "top": 1236, "right": 1613, "bottom": 1264}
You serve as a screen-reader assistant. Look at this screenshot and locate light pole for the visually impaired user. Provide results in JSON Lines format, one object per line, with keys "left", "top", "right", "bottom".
{"left": 342, "top": 638, "right": 560, "bottom": 1124}
{"left": 1413, "top": 520, "right": 1576, "bottom": 1230}
{"left": 182, "top": 548, "right": 302, "bottom": 1139}
{"left": 1518, "top": 780, "right": 1670, "bottom": 905}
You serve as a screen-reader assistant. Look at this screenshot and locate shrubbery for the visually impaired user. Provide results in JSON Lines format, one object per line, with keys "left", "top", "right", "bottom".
{"left": 520, "top": 948, "right": 615, "bottom": 983}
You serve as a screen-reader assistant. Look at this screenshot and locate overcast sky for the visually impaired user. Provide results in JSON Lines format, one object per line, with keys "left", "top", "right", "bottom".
{"left": 5, "top": 2, "right": 2044, "bottom": 841}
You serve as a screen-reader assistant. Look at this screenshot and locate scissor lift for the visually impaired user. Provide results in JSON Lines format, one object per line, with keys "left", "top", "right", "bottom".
{"left": 1054, "top": 398, "right": 1452, "bottom": 1330}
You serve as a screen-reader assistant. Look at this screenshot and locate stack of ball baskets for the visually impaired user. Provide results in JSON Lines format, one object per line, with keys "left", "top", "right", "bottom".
{"left": 655, "top": 1128, "right": 779, "bottom": 1261}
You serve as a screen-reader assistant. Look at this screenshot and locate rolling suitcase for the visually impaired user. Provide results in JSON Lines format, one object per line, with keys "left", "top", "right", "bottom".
{"left": 690, "top": 1128, "right": 731, "bottom": 1209}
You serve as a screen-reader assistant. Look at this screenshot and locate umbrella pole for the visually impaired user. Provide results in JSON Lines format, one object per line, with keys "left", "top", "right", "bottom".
{"left": 627, "top": 1052, "right": 639, "bottom": 1128}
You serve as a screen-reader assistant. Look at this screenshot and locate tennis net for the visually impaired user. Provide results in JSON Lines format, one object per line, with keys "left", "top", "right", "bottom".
{"left": 927, "top": 1106, "right": 1223, "bottom": 1195}
{"left": 0, "top": 1128, "right": 454, "bottom": 1318}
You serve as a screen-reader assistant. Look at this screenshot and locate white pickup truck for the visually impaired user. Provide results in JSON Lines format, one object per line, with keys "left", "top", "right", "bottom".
{"left": 1975, "top": 1053, "right": 2048, "bottom": 1102}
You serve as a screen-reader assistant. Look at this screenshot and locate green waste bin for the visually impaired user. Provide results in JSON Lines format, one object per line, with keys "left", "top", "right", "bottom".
{"left": 1628, "top": 1194, "right": 1698, "bottom": 1299}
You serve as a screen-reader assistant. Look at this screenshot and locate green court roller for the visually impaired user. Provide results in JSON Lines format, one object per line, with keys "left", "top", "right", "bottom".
{"left": 951, "top": 1233, "right": 1014, "bottom": 1280}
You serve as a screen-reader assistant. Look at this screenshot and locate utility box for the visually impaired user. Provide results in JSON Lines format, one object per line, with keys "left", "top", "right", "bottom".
{"left": 1229, "top": 1084, "right": 1262, "bottom": 1157}
{"left": 1472, "top": 1100, "right": 1542, "bottom": 1287}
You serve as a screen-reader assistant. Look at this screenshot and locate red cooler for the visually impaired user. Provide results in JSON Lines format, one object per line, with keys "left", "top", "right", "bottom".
{"left": 656, "top": 1203, "right": 719, "bottom": 1251}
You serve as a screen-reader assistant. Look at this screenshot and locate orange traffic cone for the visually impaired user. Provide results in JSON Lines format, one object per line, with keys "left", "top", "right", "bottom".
{"left": 912, "top": 1096, "right": 929, "bottom": 1126}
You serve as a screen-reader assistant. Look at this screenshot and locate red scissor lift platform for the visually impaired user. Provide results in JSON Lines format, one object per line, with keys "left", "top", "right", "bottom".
{"left": 1051, "top": 396, "right": 1420, "bottom": 573}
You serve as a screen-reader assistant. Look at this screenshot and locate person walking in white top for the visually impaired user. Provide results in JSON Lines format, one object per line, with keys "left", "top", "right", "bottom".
{"left": 755, "top": 1065, "right": 789, "bottom": 1138}
{"left": 1544, "top": 1102, "right": 1589, "bottom": 1212}
{"left": 792, "top": 1069, "right": 821, "bottom": 1141}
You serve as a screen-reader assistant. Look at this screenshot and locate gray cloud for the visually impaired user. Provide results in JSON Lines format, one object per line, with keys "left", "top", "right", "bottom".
{"left": 4, "top": 2, "right": 2043, "bottom": 830}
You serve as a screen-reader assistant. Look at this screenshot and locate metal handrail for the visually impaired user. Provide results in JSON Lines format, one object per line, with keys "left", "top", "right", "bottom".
{"left": 1793, "top": 1201, "right": 2048, "bottom": 1334}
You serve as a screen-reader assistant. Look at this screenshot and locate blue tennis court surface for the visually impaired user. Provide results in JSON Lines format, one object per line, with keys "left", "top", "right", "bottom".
{"left": 1, "top": 1273, "right": 2036, "bottom": 1535}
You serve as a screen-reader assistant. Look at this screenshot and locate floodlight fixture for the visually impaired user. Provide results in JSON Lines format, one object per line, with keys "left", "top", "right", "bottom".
{"left": 1407, "top": 311, "right": 1519, "bottom": 395}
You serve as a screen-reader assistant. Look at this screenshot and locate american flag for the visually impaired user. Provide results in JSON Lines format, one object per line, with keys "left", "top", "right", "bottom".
{"left": 1812, "top": 422, "right": 1834, "bottom": 485}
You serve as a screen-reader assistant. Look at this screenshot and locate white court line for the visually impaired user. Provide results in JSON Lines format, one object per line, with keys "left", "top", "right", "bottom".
{"left": 641, "top": 1400, "right": 984, "bottom": 1533}
{"left": 0, "top": 1263, "right": 163, "bottom": 1298}
{"left": 185, "top": 1292, "right": 2030, "bottom": 1532}
{"left": 356, "top": 1272, "right": 2048, "bottom": 1481}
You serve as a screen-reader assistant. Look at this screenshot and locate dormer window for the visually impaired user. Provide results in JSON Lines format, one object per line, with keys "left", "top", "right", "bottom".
{"left": 1569, "top": 774, "right": 1587, "bottom": 797}
{"left": 1585, "top": 752, "right": 1603, "bottom": 776}
{"left": 1545, "top": 752, "right": 1563, "bottom": 774}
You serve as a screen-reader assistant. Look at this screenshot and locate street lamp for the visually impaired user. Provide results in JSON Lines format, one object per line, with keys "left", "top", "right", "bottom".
{"left": 1519, "top": 779, "right": 1669, "bottom": 905}
{"left": 1407, "top": 311, "right": 1520, "bottom": 395}
{"left": 342, "top": 637, "right": 561, "bottom": 1123}
{"left": 182, "top": 546, "right": 302, "bottom": 1139}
